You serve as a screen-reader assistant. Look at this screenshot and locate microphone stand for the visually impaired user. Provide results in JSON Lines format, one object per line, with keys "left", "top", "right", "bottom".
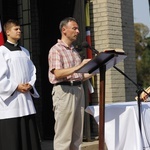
{"left": 114, "top": 66, "right": 150, "bottom": 132}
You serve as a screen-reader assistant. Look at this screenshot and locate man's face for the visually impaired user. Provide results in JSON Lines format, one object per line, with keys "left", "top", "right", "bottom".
{"left": 62, "top": 21, "right": 80, "bottom": 42}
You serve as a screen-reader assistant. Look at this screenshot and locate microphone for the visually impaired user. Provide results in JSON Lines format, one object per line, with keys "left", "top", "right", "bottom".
{"left": 81, "top": 41, "right": 99, "bottom": 55}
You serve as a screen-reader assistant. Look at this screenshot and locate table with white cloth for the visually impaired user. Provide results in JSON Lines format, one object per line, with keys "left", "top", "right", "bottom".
{"left": 85, "top": 101, "right": 150, "bottom": 150}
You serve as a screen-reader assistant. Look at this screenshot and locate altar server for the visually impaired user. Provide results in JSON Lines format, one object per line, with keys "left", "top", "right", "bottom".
{"left": 0, "top": 19, "right": 41, "bottom": 150}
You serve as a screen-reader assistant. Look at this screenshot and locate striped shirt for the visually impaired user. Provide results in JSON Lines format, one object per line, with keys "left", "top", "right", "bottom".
{"left": 48, "top": 40, "right": 83, "bottom": 84}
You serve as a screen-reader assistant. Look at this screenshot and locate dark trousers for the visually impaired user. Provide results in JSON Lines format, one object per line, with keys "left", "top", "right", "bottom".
{"left": 0, "top": 114, "right": 41, "bottom": 150}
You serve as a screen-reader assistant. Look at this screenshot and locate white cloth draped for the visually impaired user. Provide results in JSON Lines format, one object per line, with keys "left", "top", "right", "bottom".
{"left": 85, "top": 101, "right": 150, "bottom": 150}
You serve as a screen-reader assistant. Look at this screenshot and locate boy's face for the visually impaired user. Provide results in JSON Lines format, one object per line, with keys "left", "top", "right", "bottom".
{"left": 6, "top": 23, "right": 21, "bottom": 41}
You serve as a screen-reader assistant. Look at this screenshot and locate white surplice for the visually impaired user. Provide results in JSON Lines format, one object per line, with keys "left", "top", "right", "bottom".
{"left": 0, "top": 45, "right": 39, "bottom": 119}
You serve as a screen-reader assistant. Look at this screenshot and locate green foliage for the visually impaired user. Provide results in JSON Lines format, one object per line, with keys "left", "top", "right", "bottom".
{"left": 134, "top": 23, "right": 150, "bottom": 87}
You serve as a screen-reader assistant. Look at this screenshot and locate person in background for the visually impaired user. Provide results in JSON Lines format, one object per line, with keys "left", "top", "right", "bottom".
{"left": 140, "top": 86, "right": 150, "bottom": 101}
{"left": 0, "top": 19, "right": 41, "bottom": 150}
{"left": 48, "top": 17, "right": 94, "bottom": 150}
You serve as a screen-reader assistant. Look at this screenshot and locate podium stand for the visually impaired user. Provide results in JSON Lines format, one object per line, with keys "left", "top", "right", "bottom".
{"left": 76, "top": 51, "right": 127, "bottom": 150}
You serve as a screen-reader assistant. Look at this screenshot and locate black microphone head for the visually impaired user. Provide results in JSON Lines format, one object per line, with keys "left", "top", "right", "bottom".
{"left": 81, "top": 41, "right": 90, "bottom": 48}
{"left": 82, "top": 41, "right": 99, "bottom": 55}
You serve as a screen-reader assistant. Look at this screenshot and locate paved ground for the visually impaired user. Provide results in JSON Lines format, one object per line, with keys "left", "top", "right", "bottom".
{"left": 41, "top": 140, "right": 99, "bottom": 150}
{"left": 41, "top": 140, "right": 53, "bottom": 150}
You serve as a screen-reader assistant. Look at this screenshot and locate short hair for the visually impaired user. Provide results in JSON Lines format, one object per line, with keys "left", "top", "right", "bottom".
{"left": 59, "top": 17, "right": 78, "bottom": 32}
{"left": 3, "top": 19, "right": 20, "bottom": 34}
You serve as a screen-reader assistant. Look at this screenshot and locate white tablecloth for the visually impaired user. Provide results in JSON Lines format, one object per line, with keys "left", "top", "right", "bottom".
{"left": 85, "top": 101, "right": 150, "bottom": 150}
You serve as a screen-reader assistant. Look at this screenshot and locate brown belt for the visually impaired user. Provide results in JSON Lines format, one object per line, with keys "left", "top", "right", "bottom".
{"left": 55, "top": 81, "right": 82, "bottom": 86}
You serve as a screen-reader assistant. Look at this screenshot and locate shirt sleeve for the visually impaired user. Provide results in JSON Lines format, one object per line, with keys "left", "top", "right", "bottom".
{"left": 48, "top": 47, "right": 62, "bottom": 72}
{"left": 21, "top": 47, "right": 39, "bottom": 98}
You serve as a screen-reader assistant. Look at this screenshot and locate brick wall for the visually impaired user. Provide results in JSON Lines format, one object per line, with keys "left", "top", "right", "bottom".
{"left": 89, "top": 0, "right": 137, "bottom": 135}
{"left": 90, "top": 0, "right": 136, "bottom": 103}
{"left": 121, "top": 0, "right": 137, "bottom": 101}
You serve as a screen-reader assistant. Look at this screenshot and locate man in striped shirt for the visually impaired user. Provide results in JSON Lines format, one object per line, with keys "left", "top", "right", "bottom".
{"left": 48, "top": 17, "right": 94, "bottom": 150}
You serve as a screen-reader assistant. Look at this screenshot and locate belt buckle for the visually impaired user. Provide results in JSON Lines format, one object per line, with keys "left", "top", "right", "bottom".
{"left": 70, "top": 81, "right": 73, "bottom": 86}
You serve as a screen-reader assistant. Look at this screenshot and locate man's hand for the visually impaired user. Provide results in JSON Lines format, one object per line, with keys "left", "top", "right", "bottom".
{"left": 80, "top": 59, "right": 91, "bottom": 67}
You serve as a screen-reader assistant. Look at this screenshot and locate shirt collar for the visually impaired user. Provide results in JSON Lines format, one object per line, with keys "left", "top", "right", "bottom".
{"left": 7, "top": 40, "right": 19, "bottom": 47}
{"left": 58, "top": 39, "right": 74, "bottom": 50}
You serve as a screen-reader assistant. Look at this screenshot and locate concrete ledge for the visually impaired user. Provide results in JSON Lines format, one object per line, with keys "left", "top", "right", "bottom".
{"left": 81, "top": 140, "right": 99, "bottom": 150}
{"left": 41, "top": 140, "right": 99, "bottom": 150}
